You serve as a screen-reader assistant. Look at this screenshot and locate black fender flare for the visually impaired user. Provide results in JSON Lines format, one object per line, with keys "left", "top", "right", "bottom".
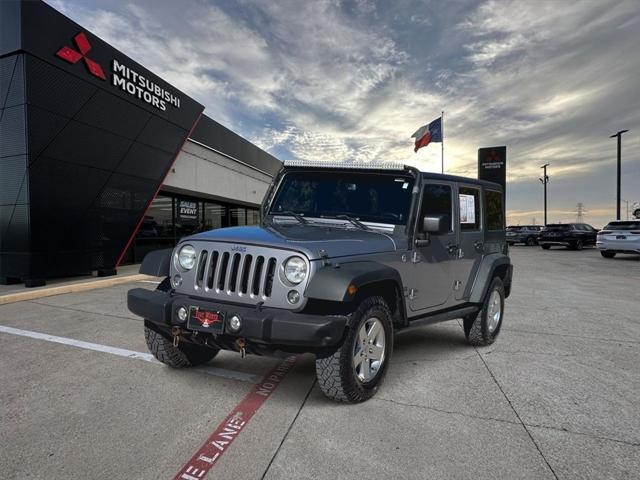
{"left": 139, "top": 248, "right": 172, "bottom": 277}
{"left": 468, "top": 253, "right": 513, "bottom": 303}
{"left": 305, "top": 261, "right": 404, "bottom": 304}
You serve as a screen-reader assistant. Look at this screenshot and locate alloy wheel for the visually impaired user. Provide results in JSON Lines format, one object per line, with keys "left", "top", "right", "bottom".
{"left": 353, "top": 317, "right": 386, "bottom": 383}
{"left": 486, "top": 289, "right": 502, "bottom": 333}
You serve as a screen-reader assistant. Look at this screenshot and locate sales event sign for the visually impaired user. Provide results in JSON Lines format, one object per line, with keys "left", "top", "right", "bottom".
{"left": 178, "top": 200, "right": 199, "bottom": 222}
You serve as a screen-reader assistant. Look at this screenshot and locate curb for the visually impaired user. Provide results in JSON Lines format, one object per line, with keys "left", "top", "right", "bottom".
{"left": 0, "top": 274, "right": 155, "bottom": 306}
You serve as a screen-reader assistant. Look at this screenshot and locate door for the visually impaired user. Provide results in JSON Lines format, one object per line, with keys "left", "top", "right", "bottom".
{"left": 583, "top": 224, "right": 598, "bottom": 245}
{"left": 408, "top": 182, "right": 457, "bottom": 312}
{"left": 573, "top": 224, "right": 591, "bottom": 245}
{"left": 453, "top": 185, "right": 483, "bottom": 301}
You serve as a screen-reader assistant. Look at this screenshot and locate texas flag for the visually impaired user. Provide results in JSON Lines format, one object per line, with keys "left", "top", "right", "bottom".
{"left": 411, "top": 117, "right": 443, "bottom": 152}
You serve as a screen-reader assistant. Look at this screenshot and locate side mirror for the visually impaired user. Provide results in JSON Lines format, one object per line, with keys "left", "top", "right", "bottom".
{"left": 415, "top": 215, "right": 447, "bottom": 247}
{"left": 423, "top": 215, "right": 447, "bottom": 234}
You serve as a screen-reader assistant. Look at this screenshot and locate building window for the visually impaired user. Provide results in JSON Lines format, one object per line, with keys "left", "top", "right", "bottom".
{"left": 124, "top": 193, "right": 262, "bottom": 264}
{"left": 175, "top": 198, "right": 202, "bottom": 238}
{"left": 132, "top": 195, "right": 174, "bottom": 263}
{"left": 246, "top": 209, "right": 260, "bottom": 225}
{"left": 204, "top": 202, "right": 228, "bottom": 230}
{"left": 230, "top": 207, "right": 246, "bottom": 226}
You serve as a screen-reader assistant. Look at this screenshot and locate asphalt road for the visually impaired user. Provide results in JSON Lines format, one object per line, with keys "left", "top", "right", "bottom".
{"left": 1, "top": 247, "right": 638, "bottom": 479}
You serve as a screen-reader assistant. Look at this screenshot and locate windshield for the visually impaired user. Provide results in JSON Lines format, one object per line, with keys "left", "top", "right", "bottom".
{"left": 545, "top": 224, "right": 571, "bottom": 231}
{"left": 269, "top": 171, "right": 415, "bottom": 225}
{"left": 507, "top": 226, "right": 522, "bottom": 231}
{"left": 604, "top": 221, "right": 640, "bottom": 231}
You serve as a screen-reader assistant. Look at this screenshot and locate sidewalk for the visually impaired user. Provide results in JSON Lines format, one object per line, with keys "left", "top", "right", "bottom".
{"left": 0, "top": 264, "right": 154, "bottom": 305}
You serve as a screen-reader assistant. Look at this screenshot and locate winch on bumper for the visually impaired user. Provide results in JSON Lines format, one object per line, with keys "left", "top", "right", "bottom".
{"left": 127, "top": 287, "right": 348, "bottom": 350}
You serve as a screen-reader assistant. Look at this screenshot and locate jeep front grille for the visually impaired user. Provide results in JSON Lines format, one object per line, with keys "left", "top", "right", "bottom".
{"left": 172, "top": 241, "right": 312, "bottom": 309}
{"left": 194, "top": 250, "right": 278, "bottom": 298}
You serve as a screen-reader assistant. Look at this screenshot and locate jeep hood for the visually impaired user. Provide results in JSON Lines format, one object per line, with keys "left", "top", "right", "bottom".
{"left": 186, "top": 224, "right": 398, "bottom": 260}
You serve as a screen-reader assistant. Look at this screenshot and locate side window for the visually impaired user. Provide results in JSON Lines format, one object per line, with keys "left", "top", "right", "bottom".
{"left": 420, "top": 184, "right": 453, "bottom": 231}
{"left": 485, "top": 190, "right": 504, "bottom": 231}
{"left": 459, "top": 186, "right": 481, "bottom": 231}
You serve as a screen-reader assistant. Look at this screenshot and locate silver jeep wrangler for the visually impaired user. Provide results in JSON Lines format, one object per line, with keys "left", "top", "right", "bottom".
{"left": 128, "top": 161, "right": 513, "bottom": 403}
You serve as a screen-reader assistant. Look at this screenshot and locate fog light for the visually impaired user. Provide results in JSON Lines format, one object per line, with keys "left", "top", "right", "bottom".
{"left": 172, "top": 274, "right": 182, "bottom": 288}
{"left": 287, "top": 290, "right": 300, "bottom": 304}
{"left": 228, "top": 315, "right": 242, "bottom": 332}
{"left": 176, "top": 306, "right": 188, "bottom": 323}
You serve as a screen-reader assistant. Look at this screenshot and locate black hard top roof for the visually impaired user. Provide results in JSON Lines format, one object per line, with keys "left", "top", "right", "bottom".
{"left": 421, "top": 171, "right": 502, "bottom": 190}
{"left": 280, "top": 161, "right": 503, "bottom": 191}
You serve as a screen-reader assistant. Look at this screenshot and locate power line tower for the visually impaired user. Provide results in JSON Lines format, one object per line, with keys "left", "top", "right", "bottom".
{"left": 575, "top": 203, "right": 587, "bottom": 223}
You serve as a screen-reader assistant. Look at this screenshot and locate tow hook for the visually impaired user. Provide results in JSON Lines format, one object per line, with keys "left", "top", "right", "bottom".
{"left": 236, "top": 338, "right": 247, "bottom": 359}
{"left": 171, "top": 326, "right": 182, "bottom": 347}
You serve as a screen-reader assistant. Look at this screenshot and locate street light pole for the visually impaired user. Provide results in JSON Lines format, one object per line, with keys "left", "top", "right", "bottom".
{"left": 539, "top": 163, "right": 550, "bottom": 226}
{"left": 610, "top": 129, "right": 629, "bottom": 220}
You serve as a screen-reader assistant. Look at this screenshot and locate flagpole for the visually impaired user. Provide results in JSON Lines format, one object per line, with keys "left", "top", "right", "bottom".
{"left": 441, "top": 110, "right": 444, "bottom": 173}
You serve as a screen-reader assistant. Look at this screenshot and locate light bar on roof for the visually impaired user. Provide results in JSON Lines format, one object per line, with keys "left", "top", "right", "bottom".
{"left": 283, "top": 160, "right": 407, "bottom": 171}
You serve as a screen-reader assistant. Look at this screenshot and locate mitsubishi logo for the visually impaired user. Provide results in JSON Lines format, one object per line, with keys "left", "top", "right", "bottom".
{"left": 487, "top": 150, "right": 501, "bottom": 162}
{"left": 56, "top": 32, "right": 106, "bottom": 80}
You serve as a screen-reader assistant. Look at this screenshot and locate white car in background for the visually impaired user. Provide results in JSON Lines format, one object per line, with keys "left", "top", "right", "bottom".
{"left": 597, "top": 220, "right": 640, "bottom": 258}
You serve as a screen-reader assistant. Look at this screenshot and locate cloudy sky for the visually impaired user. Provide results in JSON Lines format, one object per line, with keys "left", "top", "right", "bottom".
{"left": 48, "top": 0, "right": 640, "bottom": 227}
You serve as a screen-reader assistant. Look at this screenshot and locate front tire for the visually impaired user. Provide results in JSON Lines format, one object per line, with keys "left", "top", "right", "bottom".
{"left": 601, "top": 250, "right": 616, "bottom": 258}
{"left": 572, "top": 239, "right": 584, "bottom": 250}
{"left": 315, "top": 296, "right": 393, "bottom": 403}
{"left": 526, "top": 237, "right": 536, "bottom": 246}
{"left": 463, "top": 277, "right": 505, "bottom": 346}
{"left": 144, "top": 322, "right": 219, "bottom": 368}
{"left": 541, "top": 244, "right": 551, "bottom": 250}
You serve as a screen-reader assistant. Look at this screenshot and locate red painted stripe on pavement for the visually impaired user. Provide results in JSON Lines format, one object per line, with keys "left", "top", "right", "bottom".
{"left": 173, "top": 355, "right": 298, "bottom": 480}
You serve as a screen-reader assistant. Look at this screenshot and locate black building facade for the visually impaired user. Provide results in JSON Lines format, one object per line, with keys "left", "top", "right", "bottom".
{"left": 0, "top": 0, "right": 280, "bottom": 286}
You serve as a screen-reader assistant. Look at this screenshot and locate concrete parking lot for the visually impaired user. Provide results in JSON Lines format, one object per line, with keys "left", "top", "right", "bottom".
{"left": 1, "top": 247, "right": 638, "bottom": 479}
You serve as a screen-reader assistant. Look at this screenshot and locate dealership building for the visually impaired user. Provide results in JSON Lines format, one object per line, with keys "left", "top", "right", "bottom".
{"left": 0, "top": 0, "right": 281, "bottom": 287}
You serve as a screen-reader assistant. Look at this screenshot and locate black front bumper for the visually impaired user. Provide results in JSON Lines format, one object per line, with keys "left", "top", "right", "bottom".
{"left": 127, "top": 288, "right": 348, "bottom": 350}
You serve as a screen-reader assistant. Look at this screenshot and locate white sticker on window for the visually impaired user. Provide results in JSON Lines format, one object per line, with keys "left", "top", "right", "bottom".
{"left": 459, "top": 194, "right": 476, "bottom": 224}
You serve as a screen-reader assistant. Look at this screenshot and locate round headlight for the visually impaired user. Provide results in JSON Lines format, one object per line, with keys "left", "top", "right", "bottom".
{"left": 177, "top": 244, "right": 197, "bottom": 270}
{"left": 284, "top": 256, "right": 307, "bottom": 284}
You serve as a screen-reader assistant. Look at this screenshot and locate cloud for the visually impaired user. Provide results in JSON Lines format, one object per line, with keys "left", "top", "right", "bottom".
{"left": 47, "top": 0, "right": 640, "bottom": 227}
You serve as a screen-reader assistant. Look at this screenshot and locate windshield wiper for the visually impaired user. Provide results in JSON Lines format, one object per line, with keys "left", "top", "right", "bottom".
{"left": 272, "top": 210, "right": 309, "bottom": 225}
{"left": 331, "top": 214, "right": 371, "bottom": 231}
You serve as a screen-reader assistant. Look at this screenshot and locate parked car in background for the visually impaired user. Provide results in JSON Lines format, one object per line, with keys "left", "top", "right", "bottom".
{"left": 506, "top": 225, "right": 543, "bottom": 246}
{"left": 539, "top": 223, "right": 598, "bottom": 250}
{"left": 596, "top": 220, "right": 640, "bottom": 258}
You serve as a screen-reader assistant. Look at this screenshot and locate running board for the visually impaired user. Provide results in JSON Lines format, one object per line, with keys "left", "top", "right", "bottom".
{"left": 400, "top": 305, "right": 480, "bottom": 332}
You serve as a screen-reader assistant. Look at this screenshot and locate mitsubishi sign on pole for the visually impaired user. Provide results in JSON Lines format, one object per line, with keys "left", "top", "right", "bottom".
{"left": 478, "top": 146, "right": 506, "bottom": 190}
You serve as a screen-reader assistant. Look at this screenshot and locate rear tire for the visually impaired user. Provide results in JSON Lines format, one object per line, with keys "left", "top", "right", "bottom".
{"left": 144, "top": 322, "right": 219, "bottom": 368}
{"left": 315, "top": 296, "right": 393, "bottom": 403}
{"left": 601, "top": 250, "right": 616, "bottom": 258}
{"left": 541, "top": 244, "right": 551, "bottom": 250}
{"left": 463, "top": 277, "right": 505, "bottom": 347}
